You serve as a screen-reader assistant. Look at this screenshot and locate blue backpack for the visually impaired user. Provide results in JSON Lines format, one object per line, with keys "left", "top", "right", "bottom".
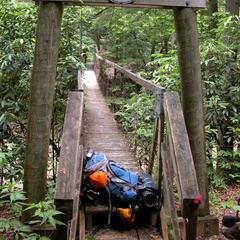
{"left": 82, "top": 150, "right": 160, "bottom": 224}
{"left": 107, "top": 160, "right": 139, "bottom": 203}
{"left": 84, "top": 152, "right": 108, "bottom": 175}
{"left": 84, "top": 151, "right": 139, "bottom": 203}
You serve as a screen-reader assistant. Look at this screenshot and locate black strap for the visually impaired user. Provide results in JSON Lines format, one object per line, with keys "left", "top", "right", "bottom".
{"left": 135, "top": 226, "right": 140, "bottom": 240}
{"left": 237, "top": 198, "right": 240, "bottom": 217}
{"left": 105, "top": 185, "right": 112, "bottom": 225}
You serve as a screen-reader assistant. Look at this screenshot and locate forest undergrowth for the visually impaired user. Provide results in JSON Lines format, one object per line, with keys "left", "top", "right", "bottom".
{"left": 1, "top": 184, "right": 240, "bottom": 239}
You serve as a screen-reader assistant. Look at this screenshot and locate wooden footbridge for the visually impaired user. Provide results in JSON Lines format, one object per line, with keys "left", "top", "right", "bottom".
{"left": 24, "top": 0, "right": 220, "bottom": 239}
{"left": 53, "top": 55, "right": 219, "bottom": 240}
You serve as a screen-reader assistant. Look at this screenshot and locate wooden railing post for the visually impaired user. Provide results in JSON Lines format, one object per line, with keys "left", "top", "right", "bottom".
{"left": 148, "top": 119, "right": 158, "bottom": 175}
{"left": 148, "top": 87, "right": 165, "bottom": 189}
{"left": 173, "top": 7, "right": 209, "bottom": 216}
{"left": 161, "top": 143, "right": 181, "bottom": 240}
{"left": 77, "top": 69, "right": 84, "bottom": 92}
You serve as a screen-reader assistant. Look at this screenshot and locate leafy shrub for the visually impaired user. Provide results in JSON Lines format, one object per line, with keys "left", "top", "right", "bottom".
{"left": 115, "top": 90, "right": 155, "bottom": 168}
{"left": 0, "top": 181, "right": 64, "bottom": 239}
{"left": 199, "top": 13, "right": 240, "bottom": 186}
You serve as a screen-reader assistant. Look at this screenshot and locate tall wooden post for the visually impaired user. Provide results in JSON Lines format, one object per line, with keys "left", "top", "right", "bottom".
{"left": 173, "top": 7, "right": 209, "bottom": 216}
{"left": 22, "top": 2, "right": 64, "bottom": 222}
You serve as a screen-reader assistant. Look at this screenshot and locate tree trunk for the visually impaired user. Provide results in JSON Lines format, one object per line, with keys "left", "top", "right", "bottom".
{"left": 22, "top": 2, "right": 63, "bottom": 222}
{"left": 226, "top": 0, "right": 239, "bottom": 15}
{"left": 209, "top": 0, "right": 218, "bottom": 29}
{"left": 173, "top": 7, "right": 210, "bottom": 216}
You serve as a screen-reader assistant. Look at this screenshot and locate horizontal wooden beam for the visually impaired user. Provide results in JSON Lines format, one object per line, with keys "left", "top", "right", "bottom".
{"left": 33, "top": 0, "right": 206, "bottom": 8}
{"left": 85, "top": 203, "right": 143, "bottom": 213}
{"left": 178, "top": 215, "right": 219, "bottom": 237}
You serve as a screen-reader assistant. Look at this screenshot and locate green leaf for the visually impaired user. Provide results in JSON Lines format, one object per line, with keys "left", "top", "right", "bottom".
{"left": 10, "top": 192, "right": 27, "bottom": 202}
{"left": 39, "top": 237, "right": 51, "bottom": 240}
{"left": 87, "top": 236, "right": 97, "bottom": 240}
{"left": 48, "top": 216, "right": 56, "bottom": 228}
{"left": 28, "top": 220, "right": 41, "bottom": 225}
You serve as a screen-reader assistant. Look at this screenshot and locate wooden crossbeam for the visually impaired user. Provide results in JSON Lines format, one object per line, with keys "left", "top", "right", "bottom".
{"left": 33, "top": 0, "right": 206, "bottom": 8}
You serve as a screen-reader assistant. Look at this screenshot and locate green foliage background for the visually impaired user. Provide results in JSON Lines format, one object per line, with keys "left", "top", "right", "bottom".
{"left": 0, "top": 0, "right": 239, "bottom": 238}
{"left": 93, "top": 8, "right": 240, "bottom": 186}
{"left": 0, "top": 0, "right": 239, "bottom": 188}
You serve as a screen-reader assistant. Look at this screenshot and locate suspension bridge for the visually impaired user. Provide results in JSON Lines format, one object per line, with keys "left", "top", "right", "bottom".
{"left": 25, "top": 1, "right": 219, "bottom": 239}
{"left": 53, "top": 55, "right": 219, "bottom": 240}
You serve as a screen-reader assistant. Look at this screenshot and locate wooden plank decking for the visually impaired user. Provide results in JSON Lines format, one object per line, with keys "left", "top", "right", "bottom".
{"left": 82, "top": 69, "right": 142, "bottom": 174}
{"left": 81, "top": 69, "right": 157, "bottom": 239}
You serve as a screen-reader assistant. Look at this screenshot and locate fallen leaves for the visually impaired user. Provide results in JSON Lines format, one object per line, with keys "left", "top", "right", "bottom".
{"left": 59, "top": 167, "right": 66, "bottom": 174}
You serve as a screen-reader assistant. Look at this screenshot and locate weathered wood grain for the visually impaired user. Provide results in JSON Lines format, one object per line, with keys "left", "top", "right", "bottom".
{"left": 54, "top": 91, "right": 84, "bottom": 239}
{"left": 79, "top": 206, "right": 85, "bottom": 240}
{"left": 22, "top": 1, "right": 64, "bottom": 223}
{"left": 54, "top": 92, "right": 84, "bottom": 200}
{"left": 161, "top": 143, "right": 181, "bottom": 240}
{"left": 164, "top": 91, "right": 199, "bottom": 240}
{"left": 164, "top": 91, "right": 199, "bottom": 201}
{"left": 69, "top": 146, "right": 84, "bottom": 240}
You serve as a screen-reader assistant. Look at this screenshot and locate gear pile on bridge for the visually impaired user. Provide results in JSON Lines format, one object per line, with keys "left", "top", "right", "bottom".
{"left": 81, "top": 149, "right": 160, "bottom": 224}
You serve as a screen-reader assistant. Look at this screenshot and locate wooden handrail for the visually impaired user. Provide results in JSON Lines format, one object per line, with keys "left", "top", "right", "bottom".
{"left": 162, "top": 91, "right": 199, "bottom": 239}
{"left": 54, "top": 91, "right": 84, "bottom": 240}
{"left": 95, "top": 54, "right": 200, "bottom": 239}
{"left": 164, "top": 92, "right": 199, "bottom": 201}
{"left": 95, "top": 53, "right": 165, "bottom": 93}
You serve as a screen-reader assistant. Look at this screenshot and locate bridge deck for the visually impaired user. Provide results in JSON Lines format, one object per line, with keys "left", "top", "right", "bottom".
{"left": 83, "top": 69, "right": 142, "bottom": 173}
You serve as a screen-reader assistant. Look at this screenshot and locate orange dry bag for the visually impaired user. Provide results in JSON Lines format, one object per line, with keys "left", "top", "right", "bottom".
{"left": 89, "top": 170, "right": 108, "bottom": 189}
{"left": 117, "top": 208, "right": 135, "bottom": 223}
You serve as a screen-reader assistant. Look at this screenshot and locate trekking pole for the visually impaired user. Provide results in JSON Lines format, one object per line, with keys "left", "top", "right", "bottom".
{"left": 236, "top": 199, "right": 240, "bottom": 217}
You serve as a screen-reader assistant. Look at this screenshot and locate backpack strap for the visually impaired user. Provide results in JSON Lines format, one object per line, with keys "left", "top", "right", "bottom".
{"left": 105, "top": 185, "right": 112, "bottom": 225}
{"left": 129, "top": 203, "right": 136, "bottom": 223}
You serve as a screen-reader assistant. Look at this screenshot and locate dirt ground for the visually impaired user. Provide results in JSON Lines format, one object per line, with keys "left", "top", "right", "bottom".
{"left": 1, "top": 184, "right": 240, "bottom": 239}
